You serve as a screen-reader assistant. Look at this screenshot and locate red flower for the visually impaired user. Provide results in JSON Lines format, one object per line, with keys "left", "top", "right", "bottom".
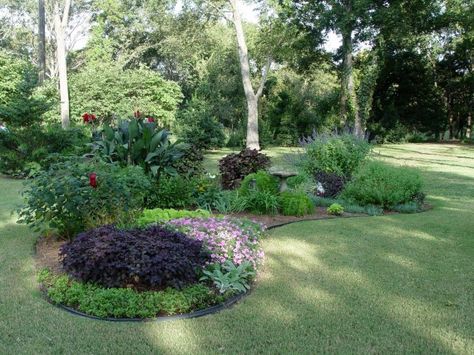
{"left": 147, "top": 116, "right": 155, "bottom": 123}
{"left": 134, "top": 110, "right": 141, "bottom": 118}
{"left": 82, "top": 112, "right": 97, "bottom": 124}
{"left": 89, "top": 173, "right": 97, "bottom": 188}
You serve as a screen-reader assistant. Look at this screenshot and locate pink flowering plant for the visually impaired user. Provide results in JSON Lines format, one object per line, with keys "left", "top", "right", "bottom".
{"left": 166, "top": 217, "right": 266, "bottom": 270}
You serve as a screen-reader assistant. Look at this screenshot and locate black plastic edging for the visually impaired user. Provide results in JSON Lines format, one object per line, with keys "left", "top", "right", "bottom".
{"left": 42, "top": 289, "right": 248, "bottom": 323}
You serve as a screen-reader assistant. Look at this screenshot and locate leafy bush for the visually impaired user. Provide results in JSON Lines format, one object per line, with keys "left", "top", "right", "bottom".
{"left": 239, "top": 170, "right": 279, "bottom": 196}
{"left": 177, "top": 96, "right": 226, "bottom": 149}
{"left": 314, "top": 171, "right": 346, "bottom": 198}
{"left": 193, "top": 175, "right": 225, "bottom": 211}
{"left": 0, "top": 50, "right": 50, "bottom": 128}
{"left": 278, "top": 191, "right": 314, "bottom": 216}
{"left": 146, "top": 175, "right": 197, "bottom": 209}
{"left": 0, "top": 124, "right": 87, "bottom": 177}
{"left": 219, "top": 149, "right": 271, "bottom": 189}
{"left": 69, "top": 61, "right": 183, "bottom": 125}
{"left": 90, "top": 117, "right": 187, "bottom": 178}
{"left": 167, "top": 217, "right": 265, "bottom": 269}
{"left": 137, "top": 208, "right": 211, "bottom": 227}
{"left": 172, "top": 144, "right": 205, "bottom": 177}
{"left": 299, "top": 133, "right": 371, "bottom": 178}
{"left": 61, "top": 225, "right": 209, "bottom": 289}
{"left": 341, "top": 161, "right": 424, "bottom": 208}
{"left": 327, "top": 203, "right": 344, "bottom": 216}
{"left": 201, "top": 261, "right": 255, "bottom": 294}
{"left": 39, "top": 270, "right": 223, "bottom": 318}
{"left": 19, "top": 159, "right": 150, "bottom": 238}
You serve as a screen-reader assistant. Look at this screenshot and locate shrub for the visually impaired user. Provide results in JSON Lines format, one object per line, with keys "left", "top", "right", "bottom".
{"left": 299, "top": 133, "right": 371, "bottom": 178}
{"left": 146, "top": 175, "right": 197, "bottom": 209}
{"left": 327, "top": 203, "right": 344, "bottom": 216}
{"left": 173, "top": 145, "right": 205, "bottom": 177}
{"left": 39, "top": 270, "right": 222, "bottom": 318}
{"left": 177, "top": 96, "right": 226, "bottom": 149}
{"left": 219, "top": 149, "right": 271, "bottom": 189}
{"left": 193, "top": 175, "right": 225, "bottom": 211}
{"left": 239, "top": 170, "right": 279, "bottom": 196}
{"left": 278, "top": 191, "right": 314, "bottom": 216}
{"left": 61, "top": 225, "right": 209, "bottom": 289}
{"left": 314, "top": 171, "right": 346, "bottom": 198}
{"left": 18, "top": 159, "right": 151, "bottom": 238}
{"left": 167, "top": 217, "right": 265, "bottom": 270}
{"left": 341, "top": 161, "right": 424, "bottom": 208}
{"left": 137, "top": 208, "right": 211, "bottom": 227}
{"left": 69, "top": 61, "right": 183, "bottom": 125}
{"left": 0, "top": 124, "right": 87, "bottom": 177}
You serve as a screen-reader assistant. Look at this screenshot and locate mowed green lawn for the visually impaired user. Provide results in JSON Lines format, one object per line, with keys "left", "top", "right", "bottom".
{"left": 1, "top": 143, "right": 473, "bottom": 354}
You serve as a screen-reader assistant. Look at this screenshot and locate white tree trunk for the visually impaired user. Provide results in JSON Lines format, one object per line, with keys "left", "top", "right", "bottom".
{"left": 54, "top": 0, "right": 71, "bottom": 129}
{"left": 38, "top": 0, "right": 46, "bottom": 84}
{"left": 229, "top": 0, "right": 266, "bottom": 150}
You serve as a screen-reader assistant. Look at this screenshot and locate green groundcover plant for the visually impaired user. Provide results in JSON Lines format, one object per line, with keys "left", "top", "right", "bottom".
{"left": 39, "top": 270, "right": 225, "bottom": 319}
{"left": 279, "top": 191, "right": 314, "bottom": 216}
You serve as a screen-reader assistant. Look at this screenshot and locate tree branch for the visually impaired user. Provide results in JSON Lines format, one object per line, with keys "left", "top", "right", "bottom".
{"left": 256, "top": 57, "right": 272, "bottom": 99}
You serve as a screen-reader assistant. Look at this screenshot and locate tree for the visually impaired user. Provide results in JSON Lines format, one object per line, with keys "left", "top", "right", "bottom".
{"left": 228, "top": 0, "right": 271, "bottom": 150}
{"left": 280, "top": 0, "right": 375, "bottom": 137}
{"left": 38, "top": 0, "right": 46, "bottom": 83}
{"left": 53, "top": 0, "right": 71, "bottom": 129}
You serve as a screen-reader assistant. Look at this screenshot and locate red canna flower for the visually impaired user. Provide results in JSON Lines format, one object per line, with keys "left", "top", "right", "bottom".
{"left": 147, "top": 116, "right": 155, "bottom": 123}
{"left": 82, "top": 112, "right": 91, "bottom": 123}
{"left": 82, "top": 112, "right": 96, "bottom": 124}
{"left": 89, "top": 172, "right": 97, "bottom": 188}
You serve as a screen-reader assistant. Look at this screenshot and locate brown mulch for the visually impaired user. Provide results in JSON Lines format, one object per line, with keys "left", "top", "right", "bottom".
{"left": 35, "top": 237, "right": 65, "bottom": 274}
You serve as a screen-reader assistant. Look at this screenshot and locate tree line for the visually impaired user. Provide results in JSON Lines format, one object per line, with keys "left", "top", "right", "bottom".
{"left": 0, "top": 0, "right": 472, "bottom": 148}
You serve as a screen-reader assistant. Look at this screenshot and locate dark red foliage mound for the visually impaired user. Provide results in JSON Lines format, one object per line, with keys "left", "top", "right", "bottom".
{"left": 314, "top": 171, "right": 346, "bottom": 198}
{"left": 219, "top": 149, "right": 271, "bottom": 189}
{"left": 60, "top": 225, "right": 209, "bottom": 289}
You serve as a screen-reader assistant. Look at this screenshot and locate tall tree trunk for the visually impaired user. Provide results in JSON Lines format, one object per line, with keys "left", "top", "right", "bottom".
{"left": 340, "top": 2, "right": 361, "bottom": 137}
{"left": 54, "top": 0, "right": 71, "bottom": 129}
{"left": 229, "top": 0, "right": 270, "bottom": 150}
{"left": 38, "top": 0, "right": 46, "bottom": 84}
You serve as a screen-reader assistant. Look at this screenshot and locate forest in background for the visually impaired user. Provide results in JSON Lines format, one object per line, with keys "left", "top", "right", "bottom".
{"left": 0, "top": 0, "right": 472, "bottom": 149}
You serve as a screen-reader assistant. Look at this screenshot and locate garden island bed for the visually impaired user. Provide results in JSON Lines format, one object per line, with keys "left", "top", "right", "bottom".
{"left": 35, "top": 216, "right": 266, "bottom": 321}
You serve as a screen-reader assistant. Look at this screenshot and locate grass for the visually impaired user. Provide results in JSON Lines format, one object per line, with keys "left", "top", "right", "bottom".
{"left": 1, "top": 143, "right": 473, "bottom": 354}
{"left": 203, "top": 146, "right": 299, "bottom": 174}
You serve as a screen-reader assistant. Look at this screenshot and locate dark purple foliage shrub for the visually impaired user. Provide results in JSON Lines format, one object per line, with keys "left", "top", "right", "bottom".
{"left": 219, "top": 149, "right": 271, "bottom": 190}
{"left": 314, "top": 171, "right": 346, "bottom": 198}
{"left": 60, "top": 225, "right": 209, "bottom": 289}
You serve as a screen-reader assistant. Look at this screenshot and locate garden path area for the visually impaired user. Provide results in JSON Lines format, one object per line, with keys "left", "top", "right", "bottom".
{"left": 0, "top": 143, "right": 473, "bottom": 354}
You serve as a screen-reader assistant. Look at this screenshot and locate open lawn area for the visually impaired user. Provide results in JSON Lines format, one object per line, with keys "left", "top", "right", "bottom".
{"left": 1, "top": 143, "right": 473, "bottom": 354}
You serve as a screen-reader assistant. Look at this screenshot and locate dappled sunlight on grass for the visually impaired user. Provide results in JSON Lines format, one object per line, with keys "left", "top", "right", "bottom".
{"left": 0, "top": 144, "right": 473, "bottom": 353}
